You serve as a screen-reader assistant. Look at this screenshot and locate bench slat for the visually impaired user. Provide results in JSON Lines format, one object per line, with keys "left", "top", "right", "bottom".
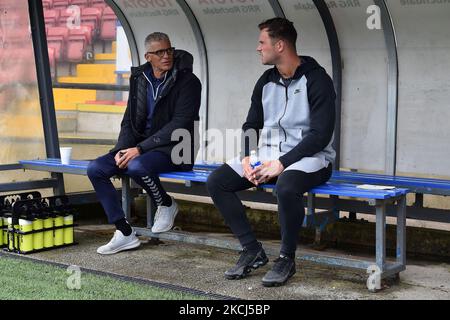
{"left": 192, "top": 164, "right": 450, "bottom": 192}
{"left": 23, "top": 159, "right": 449, "bottom": 190}
{"left": 310, "top": 183, "right": 407, "bottom": 199}
{"left": 260, "top": 182, "right": 407, "bottom": 199}
{"left": 20, "top": 159, "right": 89, "bottom": 175}
{"left": 332, "top": 171, "right": 450, "bottom": 189}
{"left": 19, "top": 159, "right": 408, "bottom": 200}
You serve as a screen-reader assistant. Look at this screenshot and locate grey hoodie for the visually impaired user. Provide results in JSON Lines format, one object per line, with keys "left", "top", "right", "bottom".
{"left": 232, "top": 56, "right": 336, "bottom": 174}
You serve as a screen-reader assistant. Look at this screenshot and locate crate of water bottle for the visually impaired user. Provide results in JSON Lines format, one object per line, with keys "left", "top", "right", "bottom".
{"left": 2, "top": 195, "right": 77, "bottom": 254}
{"left": 0, "top": 192, "right": 43, "bottom": 249}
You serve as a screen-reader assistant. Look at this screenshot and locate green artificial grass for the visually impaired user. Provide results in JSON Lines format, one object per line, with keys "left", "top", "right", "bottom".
{"left": 0, "top": 256, "right": 206, "bottom": 300}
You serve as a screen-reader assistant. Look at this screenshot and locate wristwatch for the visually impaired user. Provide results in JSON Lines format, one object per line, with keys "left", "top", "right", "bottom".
{"left": 136, "top": 145, "right": 143, "bottom": 154}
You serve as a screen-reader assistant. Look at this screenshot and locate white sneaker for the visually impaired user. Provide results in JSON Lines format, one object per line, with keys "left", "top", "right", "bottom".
{"left": 97, "top": 230, "right": 141, "bottom": 255}
{"left": 151, "top": 197, "right": 179, "bottom": 233}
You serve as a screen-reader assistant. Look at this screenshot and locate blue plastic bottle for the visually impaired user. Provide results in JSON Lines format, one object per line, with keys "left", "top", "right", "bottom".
{"left": 249, "top": 150, "right": 261, "bottom": 169}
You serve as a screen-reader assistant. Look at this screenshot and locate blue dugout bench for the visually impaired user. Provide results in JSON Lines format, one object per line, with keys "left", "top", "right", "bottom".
{"left": 18, "top": 158, "right": 416, "bottom": 290}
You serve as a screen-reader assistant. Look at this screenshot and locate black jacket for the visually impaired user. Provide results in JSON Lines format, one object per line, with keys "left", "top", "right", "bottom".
{"left": 111, "top": 50, "right": 202, "bottom": 169}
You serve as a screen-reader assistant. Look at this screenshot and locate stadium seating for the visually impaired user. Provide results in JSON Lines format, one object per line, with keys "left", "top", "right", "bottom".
{"left": 100, "top": 6, "right": 116, "bottom": 41}
{"left": 48, "top": 47, "right": 56, "bottom": 78}
{"left": 52, "top": 0, "right": 70, "bottom": 10}
{"left": 43, "top": 1, "right": 120, "bottom": 85}
{"left": 48, "top": 47, "right": 56, "bottom": 68}
{"left": 80, "top": 7, "right": 102, "bottom": 38}
{"left": 70, "top": 0, "right": 91, "bottom": 9}
{"left": 91, "top": 0, "right": 107, "bottom": 10}
{"left": 57, "top": 8, "right": 69, "bottom": 28}
{"left": 66, "top": 27, "right": 90, "bottom": 62}
{"left": 44, "top": 9, "right": 60, "bottom": 27}
{"left": 47, "top": 26, "right": 69, "bottom": 61}
{"left": 42, "top": 0, "right": 53, "bottom": 9}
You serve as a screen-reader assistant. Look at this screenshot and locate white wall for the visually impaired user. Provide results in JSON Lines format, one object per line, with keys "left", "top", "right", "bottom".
{"left": 325, "top": 0, "right": 388, "bottom": 172}
{"left": 389, "top": 1, "right": 450, "bottom": 178}
{"left": 186, "top": 0, "right": 277, "bottom": 162}
{"left": 278, "top": 0, "right": 332, "bottom": 74}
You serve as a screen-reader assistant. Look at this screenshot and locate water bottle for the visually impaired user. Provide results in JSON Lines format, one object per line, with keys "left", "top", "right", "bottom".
{"left": 249, "top": 150, "right": 261, "bottom": 169}
{"left": 63, "top": 214, "right": 74, "bottom": 245}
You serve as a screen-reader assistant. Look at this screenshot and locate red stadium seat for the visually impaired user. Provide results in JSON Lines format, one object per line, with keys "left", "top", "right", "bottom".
{"left": 66, "top": 27, "right": 91, "bottom": 62}
{"left": 44, "top": 9, "right": 60, "bottom": 27}
{"left": 91, "top": 0, "right": 106, "bottom": 9}
{"left": 70, "top": 0, "right": 91, "bottom": 9}
{"left": 65, "top": 38, "right": 85, "bottom": 62}
{"left": 58, "top": 7, "right": 78, "bottom": 28}
{"left": 100, "top": 6, "right": 116, "bottom": 41}
{"left": 103, "top": 5, "right": 115, "bottom": 16}
{"left": 78, "top": 25, "right": 93, "bottom": 44}
{"left": 80, "top": 7, "right": 101, "bottom": 37}
{"left": 57, "top": 7, "right": 91, "bottom": 42}
{"left": 47, "top": 26, "right": 69, "bottom": 61}
{"left": 43, "top": 0, "right": 54, "bottom": 10}
{"left": 48, "top": 47, "right": 56, "bottom": 79}
{"left": 48, "top": 47, "right": 56, "bottom": 68}
{"left": 59, "top": 6, "right": 95, "bottom": 41}
{"left": 52, "top": 0, "right": 70, "bottom": 9}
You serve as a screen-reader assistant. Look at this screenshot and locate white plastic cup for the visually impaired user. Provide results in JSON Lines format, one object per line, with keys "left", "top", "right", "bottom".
{"left": 60, "top": 147, "right": 72, "bottom": 165}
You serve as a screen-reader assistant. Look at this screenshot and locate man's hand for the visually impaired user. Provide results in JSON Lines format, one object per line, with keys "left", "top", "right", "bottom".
{"left": 115, "top": 147, "right": 141, "bottom": 169}
{"left": 252, "top": 160, "right": 284, "bottom": 185}
{"left": 242, "top": 156, "right": 258, "bottom": 184}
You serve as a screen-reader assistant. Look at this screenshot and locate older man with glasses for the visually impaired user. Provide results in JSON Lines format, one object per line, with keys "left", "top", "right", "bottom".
{"left": 87, "top": 32, "right": 202, "bottom": 255}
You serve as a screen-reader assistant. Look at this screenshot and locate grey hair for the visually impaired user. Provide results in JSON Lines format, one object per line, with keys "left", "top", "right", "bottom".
{"left": 145, "top": 32, "right": 170, "bottom": 50}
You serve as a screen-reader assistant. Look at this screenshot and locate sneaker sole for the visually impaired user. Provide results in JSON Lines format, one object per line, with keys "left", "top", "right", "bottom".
{"left": 151, "top": 206, "right": 179, "bottom": 233}
{"left": 97, "top": 239, "right": 141, "bottom": 255}
{"left": 225, "top": 257, "right": 269, "bottom": 280}
{"left": 262, "top": 268, "right": 296, "bottom": 287}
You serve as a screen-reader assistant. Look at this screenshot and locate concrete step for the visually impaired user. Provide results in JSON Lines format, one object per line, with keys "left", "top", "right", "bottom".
{"left": 53, "top": 88, "right": 96, "bottom": 111}
{"left": 95, "top": 53, "right": 116, "bottom": 61}
{"left": 56, "top": 110, "right": 77, "bottom": 133}
{"left": 76, "top": 110, "right": 122, "bottom": 135}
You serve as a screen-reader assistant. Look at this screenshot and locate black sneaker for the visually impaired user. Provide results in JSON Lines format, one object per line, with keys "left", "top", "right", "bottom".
{"left": 262, "top": 256, "right": 296, "bottom": 287}
{"left": 224, "top": 246, "right": 269, "bottom": 280}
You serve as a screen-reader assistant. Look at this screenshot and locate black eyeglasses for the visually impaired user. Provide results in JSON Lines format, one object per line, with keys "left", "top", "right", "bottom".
{"left": 146, "top": 47, "right": 175, "bottom": 58}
